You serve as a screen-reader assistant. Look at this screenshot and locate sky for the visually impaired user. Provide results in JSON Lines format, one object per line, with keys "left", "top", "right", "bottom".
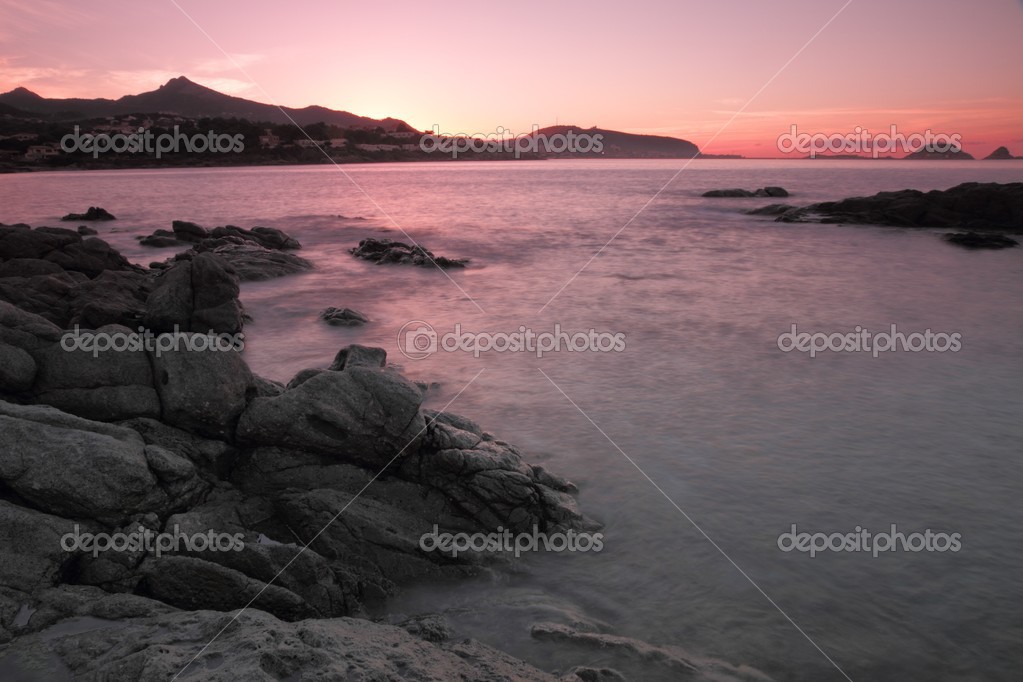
{"left": 1, "top": 0, "right": 1022, "bottom": 158}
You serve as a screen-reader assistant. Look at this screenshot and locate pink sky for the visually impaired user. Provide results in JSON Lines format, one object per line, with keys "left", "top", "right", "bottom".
{"left": 2, "top": 0, "right": 1022, "bottom": 158}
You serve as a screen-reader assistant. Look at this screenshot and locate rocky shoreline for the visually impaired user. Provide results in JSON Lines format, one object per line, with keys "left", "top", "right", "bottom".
{"left": 0, "top": 219, "right": 766, "bottom": 680}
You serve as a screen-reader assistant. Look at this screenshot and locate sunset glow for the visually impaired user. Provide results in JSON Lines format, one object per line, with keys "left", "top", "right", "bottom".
{"left": 2, "top": 0, "right": 1022, "bottom": 158}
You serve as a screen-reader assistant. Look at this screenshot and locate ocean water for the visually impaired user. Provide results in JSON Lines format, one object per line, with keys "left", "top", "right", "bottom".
{"left": 3, "top": 159, "right": 1022, "bottom": 680}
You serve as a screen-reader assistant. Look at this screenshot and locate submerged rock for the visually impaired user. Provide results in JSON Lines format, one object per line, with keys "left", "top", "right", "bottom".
{"left": 943, "top": 232, "right": 1019, "bottom": 249}
{"left": 775, "top": 182, "right": 1023, "bottom": 231}
{"left": 320, "top": 306, "right": 369, "bottom": 326}
{"left": 60, "top": 207, "right": 115, "bottom": 221}
{"left": 350, "top": 237, "right": 468, "bottom": 268}
{"left": 703, "top": 187, "right": 788, "bottom": 198}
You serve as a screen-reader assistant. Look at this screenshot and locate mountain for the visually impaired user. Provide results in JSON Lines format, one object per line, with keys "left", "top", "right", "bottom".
{"left": 985, "top": 146, "right": 1018, "bottom": 160}
{"left": 532, "top": 125, "right": 699, "bottom": 158}
{"left": 0, "top": 77, "right": 410, "bottom": 130}
{"left": 904, "top": 145, "right": 974, "bottom": 160}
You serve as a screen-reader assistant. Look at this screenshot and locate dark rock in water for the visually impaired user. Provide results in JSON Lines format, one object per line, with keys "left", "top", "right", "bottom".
{"left": 170, "top": 220, "right": 209, "bottom": 243}
{"left": 776, "top": 182, "right": 1023, "bottom": 231}
{"left": 144, "top": 252, "right": 244, "bottom": 334}
{"left": 237, "top": 367, "right": 426, "bottom": 466}
{"left": 76, "top": 225, "right": 97, "bottom": 236}
{"left": 139, "top": 233, "right": 183, "bottom": 248}
{"left": 984, "top": 146, "right": 1016, "bottom": 160}
{"left": 350, "top": 237, "right": 468, "bottom": 268}
{"left": 702, "top": 188, "right": 754, "bottom": 197}
{"left": 320, "top": 306, "right": 369, "bottom": 326}
{"left": 943, "top": 232, "right": 1019, "bottom": 249}
{"left": 747, "top": 203, "right": 797, "bottom": 216}
{"left": 704, "top": 187, "right": 788, "bottom": 198}
{"left": 330, "top": 344, "right": 387, "bottom": 370}
{"left": 193, "top": 243, "right": 312, "bottom": 281}
{"left": 0, "top": 224, "right": 133, "bottom": 278}
{"left": 60, "top": 207, "right": 116, "bottom": 221}
{"left": 210, "top": 224, "right": 301, "bottom": 250}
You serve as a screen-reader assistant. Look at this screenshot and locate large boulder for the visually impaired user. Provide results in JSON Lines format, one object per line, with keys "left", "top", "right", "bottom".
{"left": 197, "top": 243, "right": 312, "bottom": 281}
{"left": 0, "top": 501, "right": 77, "bottom": 594}
{"left": 144, "top": 252, "right": 244, "bottom": 334}
{"left": 31, "top": 324, "right": 161, "bottom": 421}
{"left": 0, "top": 341, "right": 36, "bottom": 393}
{"left": 237, "top": 367, "right": 426, "bottom": 466}
{"left": 149, "top": 335, "right": 253, "bottom": 439}
{"left": 0, "top": 401, "right": 205, "bottom": 524}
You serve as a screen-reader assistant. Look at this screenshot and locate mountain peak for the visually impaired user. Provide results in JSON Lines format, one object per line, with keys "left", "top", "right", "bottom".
{"left": 2, "top": 86, "right": 42, "bottom": 99}
{"left": 157, "top": 76, "right": 212, "bottom": 94}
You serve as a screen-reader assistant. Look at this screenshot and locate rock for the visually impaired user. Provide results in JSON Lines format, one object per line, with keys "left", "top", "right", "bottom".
{"left": 0, "top": 341, "right": 36, "bottom": 393}
{"left": 149, "top": 334, "right": 253, "bottom": 440}
{"left": 139, "top": 234, "right": 183, "bottom": 248}
{"left": 237, "top": 367, "right": 426, "bottom": 467}
{"left": 943, "top": 232, "right": 1019, "bottom": 249}
{"left": 60, "top": 207, "right": 115, "bottom": 221}
{"left": 209, "top": 224, "right": 301, "bottom": 250}
{"left": 117, "top": 417, "right": 238, "bottom": 477}
{"left": 285, "top": 367, "right": 326, "bottom": 390}
{"left": 0, "top": 224, "right": 132, "bottom": 277}
{"left": 0, "top": 258, "right": 63, "bottom": 278}
{"left": 350, "top": 237, "right": 468, "bottom": 268}
{"left": 320, "top": 306, "right": 369, "bottom": 326}
{"left": 984, "top": 146, "right": 1016, "bottom": 160}
{"left": 0, "top": 400, "right": 196, "bottom": 524}
{"left": 0, "top": 608, "right": 561, "bottom": 681}
{"left": 562, "top": 667, "right": 628, "bottom": 682}
{"left": 144, "top": 252, "right": 244, "bottom": 334}
{"left": 171, "top": 220, "right": 209, "bottom": 242}
{"left": 68, "top": 269, "right": 152, "bottom": 329}
{"left": 531, "top": 622, "right": 771, "bottom": 681}
{"left": 76, "top": 225, "right": 97, "bottom": 236}
{"left": 401, "top": 417, "right": 593, "bottom": 533}
{"left": 137, "top": 554, "right": 316, "bottom": 622}
{"left": 0, "top": 300, "right": 62, "bottom": 356}
{"left": 32, "top": 324, "right": 161, "bottom": 421}
{"left": 747, "top": 203, "right": 797, "bottom": 216}
{"left": 329, "top": 344, "right": 387, "bottom": 370}
{"left": 702, "top": 188, "right": 754, "bottom": 197}
{"left": 197, "top": 243, "right": 313, "bottom": 281}
{"left": 0, "top": 500, "right": 76, "bottom": 594}
{"left": 703, "top": 187, "right": 788, "bottom": 198}
{"left": 777, "top": 182, "right": 1023, "bottom": 231}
